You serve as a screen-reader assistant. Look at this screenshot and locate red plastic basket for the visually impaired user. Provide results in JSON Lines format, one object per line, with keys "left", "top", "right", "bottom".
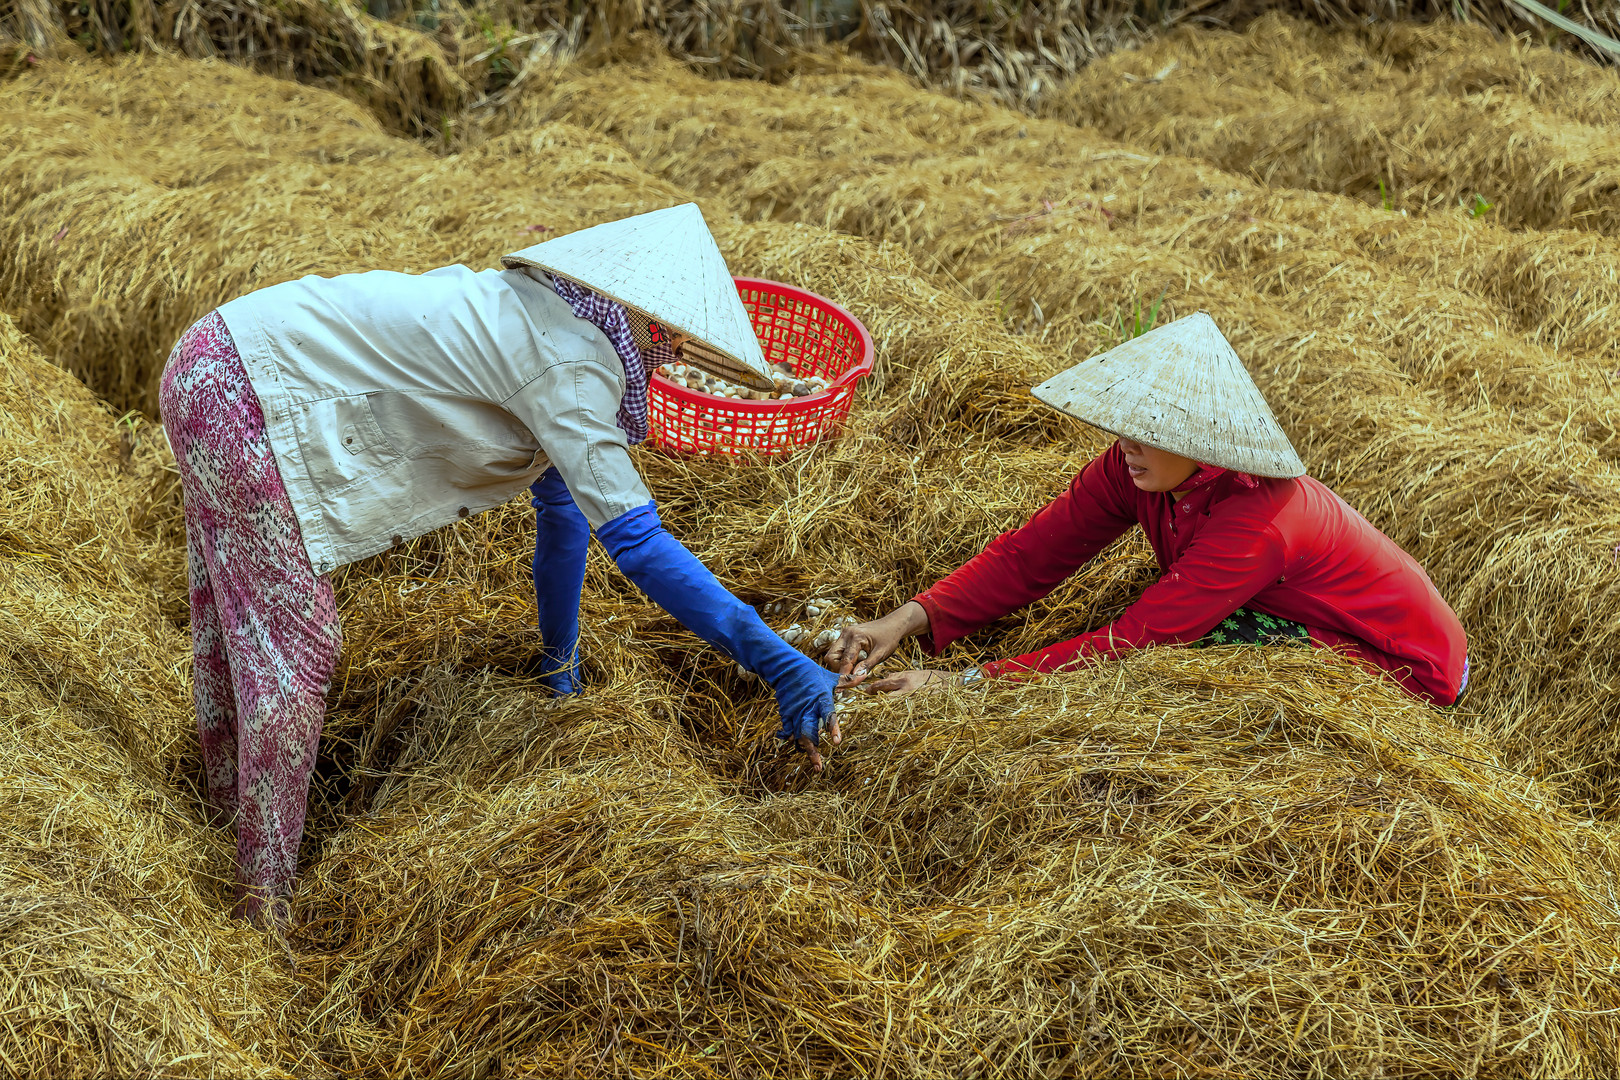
{"left": 647, "top": 277, "right": 873, "bottom": 456}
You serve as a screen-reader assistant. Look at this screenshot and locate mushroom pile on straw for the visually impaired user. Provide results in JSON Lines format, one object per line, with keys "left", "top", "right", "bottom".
{"left": 660, "top": 361, "right": 831, "bottom": 400}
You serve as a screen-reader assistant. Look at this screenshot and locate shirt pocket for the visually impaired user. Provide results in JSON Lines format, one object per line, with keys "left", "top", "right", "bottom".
{"left": 292, "top": 393, "right": 402, "bottom": 494}
{"left": 365, "top": 391, "right": 544, "bottom": 490}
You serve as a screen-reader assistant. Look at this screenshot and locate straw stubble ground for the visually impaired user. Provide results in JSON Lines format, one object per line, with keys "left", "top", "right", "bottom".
{"left": 520, "top": 24, "right": 1620, "bottom": 812}
{"left": 4, "top": 22, "right": 1620, "bottom": 1079}
{"left": 0, "top": 314, "right": 317, "bottom": 1078}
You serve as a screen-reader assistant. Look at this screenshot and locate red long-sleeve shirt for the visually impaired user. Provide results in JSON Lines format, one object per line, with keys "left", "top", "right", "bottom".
{"left": 913, "top": 444, "right": 1468, "bottom": 704}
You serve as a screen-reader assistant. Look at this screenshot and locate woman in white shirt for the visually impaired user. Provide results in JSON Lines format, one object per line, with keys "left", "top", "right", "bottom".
{"left": 159, "top": 204, "right": 839, "bottom": 928}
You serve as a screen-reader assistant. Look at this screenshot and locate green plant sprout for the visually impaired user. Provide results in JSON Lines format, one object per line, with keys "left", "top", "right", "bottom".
{"left": 1378, "top": 180, "right": 1395, "bottom": 211}
{"left": 477, "top": 15, "right": 519, "bottom": 80}
{"left": 1116, "top": 289, "right": 1168, "bottom": 341}
{"left": 114, "top": 410, "right": 141, "bottom": 456}
{"left": 1471, "top": 194, "right": 1494, "bottom": 218}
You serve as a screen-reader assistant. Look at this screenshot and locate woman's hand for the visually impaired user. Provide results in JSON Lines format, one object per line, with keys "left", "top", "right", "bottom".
{"left": 824, "top": 601, "right": 931, "bottom": 680}
{"left": 772, "top": 658, "right": 842, "bottom": 772}
{"left": 865, "top": 669, "right": 955, "bottom": 697}
{"left": 595, "top": 502, "right": 862, "bottom": 772}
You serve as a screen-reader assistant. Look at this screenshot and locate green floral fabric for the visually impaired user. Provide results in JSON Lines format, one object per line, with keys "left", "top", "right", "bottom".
{"left": 1197, "top": 607, "right": 1311, "bottom": 648}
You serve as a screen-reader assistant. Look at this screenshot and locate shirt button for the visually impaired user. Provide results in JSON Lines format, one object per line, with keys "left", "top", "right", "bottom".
{"left": 458, "top": 506, "right": 470, "bottom": 519}
{"left": 392, "top": 534, "right": 404, "bottom": 546}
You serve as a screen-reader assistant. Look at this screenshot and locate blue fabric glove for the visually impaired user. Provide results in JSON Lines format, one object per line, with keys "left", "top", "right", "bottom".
{"left": 597, "top": 502, "right": 838, "bottom": 745}
{"left": 531, "top": 468, "right": 589, "bottom": 696}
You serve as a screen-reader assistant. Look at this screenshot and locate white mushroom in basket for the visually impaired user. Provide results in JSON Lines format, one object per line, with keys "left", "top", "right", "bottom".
{"left": 659, "top": 363, "right": 831, "bottom": 401}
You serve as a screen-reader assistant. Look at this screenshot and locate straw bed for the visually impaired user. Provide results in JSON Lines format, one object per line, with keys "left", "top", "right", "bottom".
{"left": 0, "top": 313, "right": 318, "bottom": 1078}
{"left": 5, "top": 28, "right": 1620, "bottom": 1078}
{"left": 527, "top": 30, "right": 1620, "bottom": 427}
{"left": 517, "top": 41, "right": 1620, "bottom": 809}
{"left": 0, "top": 312, "right": 190, "bottom": 771}
{"left": 7, "top": 1, "right": 1618, "bottom": 138}
{"left": 294, "top": 653, "right": 1620, "bottom": 1077}
{"left": 1052, "top": 15, "right": 1620, "bottom": 235}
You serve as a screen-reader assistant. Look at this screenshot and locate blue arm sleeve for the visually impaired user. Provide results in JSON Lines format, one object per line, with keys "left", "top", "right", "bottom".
{"left": 531, "top": 468, "right": 589, "bottom": 695}
{"left": 597, "top": 502, "right": 838, "bottom": 745}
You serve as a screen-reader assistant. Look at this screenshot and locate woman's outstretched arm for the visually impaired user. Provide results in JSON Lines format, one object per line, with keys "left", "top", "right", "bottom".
{"left": 511, "top": 358, "right": 841, "bottom": 768}
{"left": 985, "top": 509, "right": 1286, "bottom": 678}
{"left": 917, "top": 452, "right": 1139, "bottom": 652}
{"left": 598, "top": 503, "right": 841, "bottom": 769}
{"left": 825, "top": 450, "right": 1138, "bottom": 677}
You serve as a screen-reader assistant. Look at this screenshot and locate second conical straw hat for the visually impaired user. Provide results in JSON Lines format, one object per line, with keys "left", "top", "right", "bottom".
{"left": 502, "top": 203, "right": 774, "bottom": 391}
{"left": 1031, "top": 311, "right": 1306, "bottom": 478}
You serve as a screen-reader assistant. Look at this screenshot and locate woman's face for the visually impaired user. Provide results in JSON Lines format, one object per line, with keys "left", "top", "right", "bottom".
{"left": 1117, "top": 437, "right": 1201, "bottom": 494}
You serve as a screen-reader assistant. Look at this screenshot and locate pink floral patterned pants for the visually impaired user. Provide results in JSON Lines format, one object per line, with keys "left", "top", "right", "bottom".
{"left": 159, "top": 311, "right": 343, "bottom": 923}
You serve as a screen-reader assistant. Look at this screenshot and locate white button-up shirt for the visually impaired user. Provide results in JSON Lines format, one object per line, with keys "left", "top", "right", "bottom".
{"left": 218, "top": 264, "right": 651, "bottom": 575}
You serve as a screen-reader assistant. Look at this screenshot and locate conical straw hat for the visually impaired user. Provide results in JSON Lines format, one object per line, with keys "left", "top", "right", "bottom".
{"left": 502, "top": 203, "right": 774, "bottom": 391}
{"left": 1031, "top": 311, "right": 1306, "bottom": 478}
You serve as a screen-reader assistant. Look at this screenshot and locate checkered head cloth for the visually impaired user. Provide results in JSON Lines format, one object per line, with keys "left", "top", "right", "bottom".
{"left": 551, "top": 277, "right": 676, "bottom": 445}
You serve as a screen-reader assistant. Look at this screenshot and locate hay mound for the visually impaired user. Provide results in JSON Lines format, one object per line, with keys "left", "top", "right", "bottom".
{"left": 0, "top": 57, "right": 416, "bottom": 416}
{"left": 8, "top": 1, "right": 1618, "bottom": 136}
{"left": 518, "top": 41, "right": 1620, "bottom": 811}
{"left": 295, "top": 652, "right": 1620, "bottom": 1076}
{"left": 5, "top": 36, "right": 1620, "bottom": 1076}
{"left": 0, "top": 677, "right": 308, "bottom": 1079}
{"left": 0, "top": 311, "right": 188, "bottom": 768}
{"left": 0, "top": 313, "right": 318, "bottom": 1077}
{"left": 1053, "top": 14, "right": 1620, "bottom": 235}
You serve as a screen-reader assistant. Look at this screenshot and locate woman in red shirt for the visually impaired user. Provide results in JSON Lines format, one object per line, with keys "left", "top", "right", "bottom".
{"left": 826, "top": 313, "right": 1468, "bottom": 705}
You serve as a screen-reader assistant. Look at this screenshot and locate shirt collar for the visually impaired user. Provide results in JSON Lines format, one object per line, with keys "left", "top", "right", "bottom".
{"left": 1173, "top": 464, "right": 1259, "bottom": 498}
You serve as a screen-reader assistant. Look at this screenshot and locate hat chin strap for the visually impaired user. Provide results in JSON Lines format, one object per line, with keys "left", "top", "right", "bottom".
{"left": 626, "top": 311, "right": 769, "bottom": 390}
{"left": 679, "top": 339, "right": 772, "bottom": 391}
